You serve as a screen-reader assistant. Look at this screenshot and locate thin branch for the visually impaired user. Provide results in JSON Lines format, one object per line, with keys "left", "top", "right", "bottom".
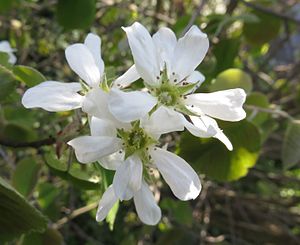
{"left": 182, "top": 0, "right": 207, "bottom": 35}
{"left": 0, "top": 136, "right": 55, "bottom": 148}
{"left": 239, "top": 0, "right": 300, "bottom": 25}
{"left": 52, "top": 202, "right": 98, "bottom": 230}
{"left": 245, "top": 105, "right": 294, "bottom": 120}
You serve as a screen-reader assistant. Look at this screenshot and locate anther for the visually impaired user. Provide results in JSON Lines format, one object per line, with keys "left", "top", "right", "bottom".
{"left": 174, "top": 79, "right": 177, "bottom": 83}
{"left": 172, "top": 72, "right": 175, "bottom": 75}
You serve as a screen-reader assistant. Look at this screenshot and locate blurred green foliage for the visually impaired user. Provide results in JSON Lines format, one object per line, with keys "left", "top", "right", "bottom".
{"left": 1, "top": 0, "right": 300, "bottom": 244}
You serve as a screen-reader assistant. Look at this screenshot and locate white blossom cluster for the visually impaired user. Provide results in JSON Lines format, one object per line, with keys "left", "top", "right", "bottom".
{"left": 22, "top": 22, "right": 246, "bottom": 225}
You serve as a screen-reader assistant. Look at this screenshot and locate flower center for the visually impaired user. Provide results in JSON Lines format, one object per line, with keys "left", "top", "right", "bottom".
{"left": 117, "top": 122, "right": 156, "bottom": 162}
{"left": 155, "top": 82, "right": 179, "bottom": 106}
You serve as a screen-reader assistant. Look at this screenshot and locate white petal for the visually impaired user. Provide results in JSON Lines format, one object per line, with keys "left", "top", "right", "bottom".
{"left": 84, "top": 33, "right": 105, "bottom": 76}
{"left": 123, "top": 22, "right": 160, "bottom": 85}
{"left": 152, "top": 27, "right": 177, "bottom": 72}
{"left": 113, "top": 155, "right": 143, "bottom": 201}
{"left": 113, "top": 65, "right": 140, "bottom": 88}
{"left": 82, "top": 88, "right": 129, "bottom": 129}
{"left": 150, "top": 147, "right": 201, "bottom": 201}
{"left": 190, "top": 116, "right": 233, "bottom": 150}
{"left": 108, "top": 88, "right": 157, "bottom": 122}
{"left": 99, "top": 151, "right": 124, "bottom": 170}
{"left": 0, "top": 41, "right": 17, "bottom": 64}
{"left": 134, "top": 181, "right": 161, "bottom": 225}
{"left": 183, "top": 116, "right": 217, "bottom": 138}
{"left": 171, "top": 26, "right": 209, "bottom": 82}
{"left": 0, "top": 41, "right": 14, "bottom": 52}
{"left": 141, "top": 106, "right": 184, "bottom": 137}
{"left": 22, "top": 81, "right": 83, "bottom": 112}
{"left": 185, "top": 88, "right": 246, "bottom": 121}
{"left": 96, "top": 185, "right": 118, "bottom": 222}
{"left": 90, "top": 117, "right": 117, "bottom": 137}
{"left": 65, "top": 44, "right": 100, "bottom": 87}
{"left": 68, "top": 136, "right": 122, "bottom": 163}
{"left": 180, "top": 71, "right": 205, "bottom": 94}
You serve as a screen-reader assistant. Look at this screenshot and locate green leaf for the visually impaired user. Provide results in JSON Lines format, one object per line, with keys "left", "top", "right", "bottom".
{"left": 0, "top": 177, "right": 48, "bottom": 242}
{"left": 12, "top": 158, "right": 40, "bottom": 197}
{"left": 246, "top": 92, "right": 270, "bottom": 126}
{"left": 21, "top": 228, "right": 64, "bottom": 245}
{"left": 282, "top": 120, "right": 300, "bottom": 169}
{"left": 160, "top": 198, "right": 192, "bottom": 225}
{"left": 13, "top": 65, "right": 46, "bottom": 87}
{"left": 106, "top": 200, "right": 119, "bottom": 231}
{"left": 56, "top": 0, "right": 96, "bottom": 30}
{"left": 0, "top": 65, "right": 17, "bottom": 102}
{"left": 44, "top": 152, "right": 100, "bottom": 190}
{"left": 210, "top": 68, "right": 253, "bottom": 94}
{"left": 243, "top": 11, "right": 281, "bottom": 46}
{"left": 212, "top": 38, "right": 240, "bottom": 74}
{"left": 178, "top": 121, "right": 261, "bottom": 181}
{"left": 0, "top": 0, "right": 16, "bottom": 13}
{"left": 0, "top": 122, "right": 37, "bottom": 143}
{"left": 0, "top": 52, "right": 12, "bottom": 69}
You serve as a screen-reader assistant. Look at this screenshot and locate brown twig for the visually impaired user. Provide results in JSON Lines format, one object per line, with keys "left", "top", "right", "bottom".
{"left": 0, "top": 136, "right": 55, "bottom": 148}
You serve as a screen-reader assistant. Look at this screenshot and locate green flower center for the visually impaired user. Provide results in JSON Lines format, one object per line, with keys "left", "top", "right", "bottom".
{"left": 117, "top": 122, "right": 157, "bottom": 162}
{"left": 154, "top": 82, "right": 180, "bottom": 106}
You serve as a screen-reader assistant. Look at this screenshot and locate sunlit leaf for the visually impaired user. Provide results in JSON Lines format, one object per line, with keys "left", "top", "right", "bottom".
{"left": 210, "top": 68, "right": 253, "bottom": 94}
{"left": 13, "top": 65, "right": 46, "bottom": 87}
{"left": 179, "top": 121, "right": 261, "bottom": 181}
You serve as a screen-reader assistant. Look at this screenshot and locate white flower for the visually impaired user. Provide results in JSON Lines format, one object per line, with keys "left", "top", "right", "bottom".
{"left": 96, "top": 181, "right": 161, "bottom": 226}
{"left": 108, "top": 22, "right": 247, "bottom": 150}
{"left": 22, "top": 33, "right": 116, "bottom": 113}
{"left": 0, "top": 40, "right": 17, "bottom": 64}
{"left": 68, "top": 113, "right": 201, "bottom": 203}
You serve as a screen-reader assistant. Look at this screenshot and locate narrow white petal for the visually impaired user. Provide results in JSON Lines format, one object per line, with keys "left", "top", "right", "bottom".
{"left": 183, "top": 116, "right": 217, "bottom": 138}
{"left": 90, "top": 117, "right": 117, "bottom": 137}
{"left": 150, "top": 147, "right": 201, "bottom": 201}
{"left": 185, "top": 88, "right": 247, "bottom": 121}
{"left": 190, "top": 115, "right": 233, "bottom": 150}
{"left": 142, "top": 106, "right": 184, "bottom": 137}
{"left": 96, "top": 185, "right": 118, "bottom": 222}
{"left": 84, "top": 33, "right": 105, "bottom": 76}
{"left": 108, "top": 88, "right": 157, "bottom": 122}
{"left": 134, "top": 181, "right": 161, "bottom": 225}
{"left": 152, "top": 27, "right": 177, "bottom": 72}
{"left": 171, "top": 26, "right": 209, "bottom": 82}
{"left": 113, "top": 65, "right": 140, "bottom": 88}
{"left": 99, "top": 151, "right": 124, "bottom": 170}
{"left": 113, "top": 155, "right": 143, "bottom": 201}
{"left": 22, "top": 81, "right": 83, "bottom": 112}
{"left": 122, "top": 22, "right": 160, "bottom": 85}
{"left": 65, "top": 44, "right": 100, "bottom": 87}
{"left": 68, "top": 136, "right": 122, "bottom": 163}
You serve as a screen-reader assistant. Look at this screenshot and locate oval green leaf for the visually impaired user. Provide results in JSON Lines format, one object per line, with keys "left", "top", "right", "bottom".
{"left": 210, "top": 68, "right": 253, "bottom": 94}
{"left": 179, "top": 120, "right": 261, "bottom": 181}
{"left": 13, "top": 65, "right": 46, "bottom": 87}
{"left": 0, "top": 177, "right": 48, "bottom": 243}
